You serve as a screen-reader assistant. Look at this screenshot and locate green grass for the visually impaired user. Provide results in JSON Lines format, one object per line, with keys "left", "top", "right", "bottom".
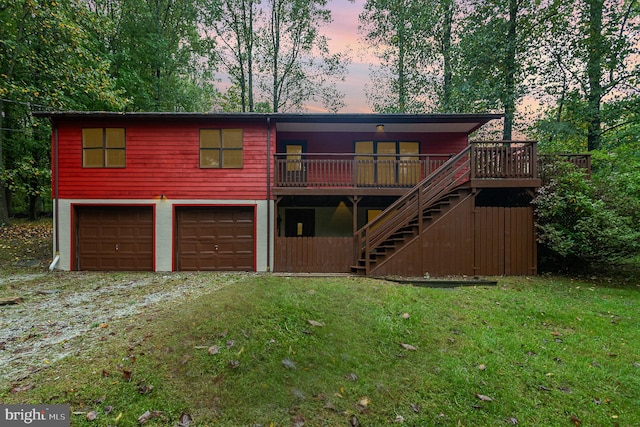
{"left": 3, "top": 274, "right": 639, "bottom": 427}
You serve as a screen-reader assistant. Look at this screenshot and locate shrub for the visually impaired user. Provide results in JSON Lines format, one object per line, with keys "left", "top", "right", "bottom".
{"left": 534, "top": 158, "right": 640, "bottom": 271}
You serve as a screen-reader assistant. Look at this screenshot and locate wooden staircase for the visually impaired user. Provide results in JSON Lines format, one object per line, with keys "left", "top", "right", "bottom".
{"left": 352, "top": 146, "right": 473, "bottom": 276}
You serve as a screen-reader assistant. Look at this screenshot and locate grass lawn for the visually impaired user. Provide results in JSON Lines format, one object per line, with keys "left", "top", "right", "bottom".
{"left": 1, "top": 221, "right": 639, "bottom": 426}
{"left": 2, "top": 275, "right": 639, "bottom": 426}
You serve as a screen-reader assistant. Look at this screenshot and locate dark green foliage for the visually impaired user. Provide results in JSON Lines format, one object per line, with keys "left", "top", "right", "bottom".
{"left": 534, "top": 157, "right": 640, "bottom": 271}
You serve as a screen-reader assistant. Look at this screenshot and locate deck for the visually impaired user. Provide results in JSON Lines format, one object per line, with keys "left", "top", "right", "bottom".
{"left": 273, "top": 142, "right": 558, "bottom": 195}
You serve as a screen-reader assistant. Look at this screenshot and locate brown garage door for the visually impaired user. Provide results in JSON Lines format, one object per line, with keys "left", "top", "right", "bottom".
{"left": 76, "top": 206, "right": 154, "bottom": 271}
{"left": 175, "top": 206, "right": 255, "bottom": 271}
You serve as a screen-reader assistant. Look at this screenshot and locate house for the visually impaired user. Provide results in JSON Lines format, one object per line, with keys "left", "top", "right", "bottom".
{"left": 37, "top": 111, "right": 545, "bottom": 276}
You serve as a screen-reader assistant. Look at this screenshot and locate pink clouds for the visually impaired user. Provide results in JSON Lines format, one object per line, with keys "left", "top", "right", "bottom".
{"left": 324, "top": 0, "right": 374, "bottom": 112}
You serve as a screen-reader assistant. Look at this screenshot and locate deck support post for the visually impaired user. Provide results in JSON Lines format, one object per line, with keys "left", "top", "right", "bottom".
{"left": 349, "top": 195, "right": 359, "bottom": 266}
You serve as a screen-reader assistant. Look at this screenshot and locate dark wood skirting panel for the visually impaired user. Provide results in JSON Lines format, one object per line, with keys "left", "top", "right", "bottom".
{"left": 275, "top": 237, "right": 354, "bottom": 273}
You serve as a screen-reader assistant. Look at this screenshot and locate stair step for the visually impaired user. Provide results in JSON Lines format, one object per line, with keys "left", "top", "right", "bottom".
{"left": 392, "top": 228, "right": 416, "bottom": 236}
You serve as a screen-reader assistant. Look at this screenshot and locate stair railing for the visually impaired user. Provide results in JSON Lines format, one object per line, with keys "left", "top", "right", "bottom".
{"left": 355, "top": 145, "right": 472, "bottom": 274}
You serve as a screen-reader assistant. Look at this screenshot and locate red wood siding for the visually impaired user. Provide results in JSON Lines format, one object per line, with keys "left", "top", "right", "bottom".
{"left": 55, "top": 120, "right": 273, "bottom": 199}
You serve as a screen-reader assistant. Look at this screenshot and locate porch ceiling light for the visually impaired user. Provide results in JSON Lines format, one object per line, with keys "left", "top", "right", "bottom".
{"left": 376, "top": 124, "right": 384, "bottom": 132}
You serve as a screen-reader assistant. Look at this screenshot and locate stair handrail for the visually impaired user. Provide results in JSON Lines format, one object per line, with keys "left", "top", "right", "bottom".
{"left": 355, "top": 145, "right": 472, "bottom": 274}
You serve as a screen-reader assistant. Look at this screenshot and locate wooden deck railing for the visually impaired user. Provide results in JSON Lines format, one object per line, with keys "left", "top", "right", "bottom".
{"left": 274, "top": 153, "right": 452, "bottom": 188}
{"left": 471, "top": 141, "right": 538, "bottom": 179}
{"left": 274, "top": 142, "right": 542, "bottom": 188}
{"left": 538, "top": 153, "right": 592, "bottom": 179}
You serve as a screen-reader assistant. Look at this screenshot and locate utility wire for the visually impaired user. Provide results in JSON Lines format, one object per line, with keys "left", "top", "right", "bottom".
{"left": 0, "top": 97, "right": 60, "bottom": 110}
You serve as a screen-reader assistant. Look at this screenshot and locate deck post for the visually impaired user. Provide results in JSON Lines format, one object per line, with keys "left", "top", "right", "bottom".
{"left": 530, "top": 142, "right": 538, "bottom": 179}
{"left": 470, "top": 143, "right": 477, "bottom": 180}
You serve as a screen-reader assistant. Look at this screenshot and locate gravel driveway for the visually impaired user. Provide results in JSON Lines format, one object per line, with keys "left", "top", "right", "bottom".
{"left": 0, "top": 271, "right": 247, "bottom": 387}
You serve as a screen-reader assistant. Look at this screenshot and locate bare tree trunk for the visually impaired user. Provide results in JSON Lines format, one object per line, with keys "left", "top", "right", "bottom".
{"left": 397, "top": 1, "right": 406, "bottom": 112}
{"left": 0, "top": 3, "right": 28, "bottom": 226}
{"left": 245, "top": 0, "right": 254, "bottom": 111}
{"left": 271, "top": 0, "right": 280, "bottom": 112}
{"left": 0, "top": 101, "right": 12, "bottom": 227}
{"left": 586, "top": 0, "right": 604, "bottom": 151}
{"left": 441, "top": 0, "right": 454, "bottom": 112}
{"left": 502, "top": 0, "right": 518, "bottom": 140}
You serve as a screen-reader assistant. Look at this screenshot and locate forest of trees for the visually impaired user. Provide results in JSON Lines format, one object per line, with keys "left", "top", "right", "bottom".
{"left": 1, "top": 0, "right": 639, "bottom": 268}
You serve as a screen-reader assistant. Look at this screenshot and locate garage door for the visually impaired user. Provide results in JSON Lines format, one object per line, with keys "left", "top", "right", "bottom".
{"left": 76, "top": 206, "right": 154, "bottom": 271}
{"left": 175, "top": 206, "right": 255, "bottom": 271}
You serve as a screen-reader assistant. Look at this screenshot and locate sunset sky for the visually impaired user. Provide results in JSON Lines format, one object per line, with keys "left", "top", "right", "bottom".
{"left": 318, "top": 0, "right": 374, "bottom": 112}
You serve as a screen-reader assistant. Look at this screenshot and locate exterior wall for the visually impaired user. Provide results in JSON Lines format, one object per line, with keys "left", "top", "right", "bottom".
{"left": 369, "top": 197, "right": 537, "bottom": 277}
{"left": 274, "top": 236, "right": 354, "bottom": 273}
{"left": 54, "top": 120, "right": 273, "bottom": 200}
{"left": 54, "top": 198, "right": 272, "bottom": 272}
{"left": 372, "top": 195, "right": 475, "bottom": 277}
{"left": 277, "top": 205, "right": 353, "bottom": 238}
{"left": 474, "top": 206, "right": 536, "bottom": 275}
{"left": 276, "top": 131, "right": 469, "bottom": 155}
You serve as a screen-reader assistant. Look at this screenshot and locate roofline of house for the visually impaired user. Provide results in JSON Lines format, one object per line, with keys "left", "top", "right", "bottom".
{"left": 33, "top": 111, "right": 503, "bottom": 125}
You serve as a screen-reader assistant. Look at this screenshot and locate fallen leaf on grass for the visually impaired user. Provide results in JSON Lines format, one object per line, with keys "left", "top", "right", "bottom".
{"left": 122, "top": 369, "right": 132, "bottom": 382}
{"left": 138, "top": 410, "right": 163, "bottom": 424}
{"left": 394, "top": 414, "right": 405, "bottom": 423}
{"left": 349, "top": 414, "right": 359, "bottom": 426}
{"left": 400, "top": 343, "right": 417, "bottom": 351}
{"left": 476, "top": 394, "right": 493, "bottom": 402}
{"left": 307, "top": 319, "right": 324, "bottom": 327}
{"left": 410, "top": 403, "right": 421, "bottom": 413}
{"left": 138, "top": 383, "right": 154, "bottom": 394}
{"left": 402, "top": 313, "right": 410, "bottom": 319}
{"left": 282, "top": 358, "right": 296, "bottom": 370}
{"left": 507, "top": 417, "right": 518, "bottom": 425}
{"left": 478, "top": 364, "right": 487, "bottom": 370}
{"left": 323, "top": 400, "right": 336, "bottom": 411}
{"left": 228, "top": 360, "right": 240, "bottom": 369}
{"left": 10, "top": 383, "right": 34, "bottom": 393}
{"left": 176, "top": 413, "right": 192, "bottom": 427}
{"left": 86, "top": 411, "right": 97, "bottom": 421}
{"left": 570, "top": 414, "right": 582, "bottom": 426}
{"left": 356, "top": 397, "right": 370, "bottom": 412}
{"left": 104, "top": 406, "right": 113, "bottom": 415}
{"left": 291, "top": 388, "right": 306, "bottom": 399}
{"left": 345, "top": 373, "right": 358, "bottom": 381}
{"left": 292, "top": 414, "right": 305, "bottom": 427}
{"left": 208, "top": 345, "right": 220, "bottom": 355}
